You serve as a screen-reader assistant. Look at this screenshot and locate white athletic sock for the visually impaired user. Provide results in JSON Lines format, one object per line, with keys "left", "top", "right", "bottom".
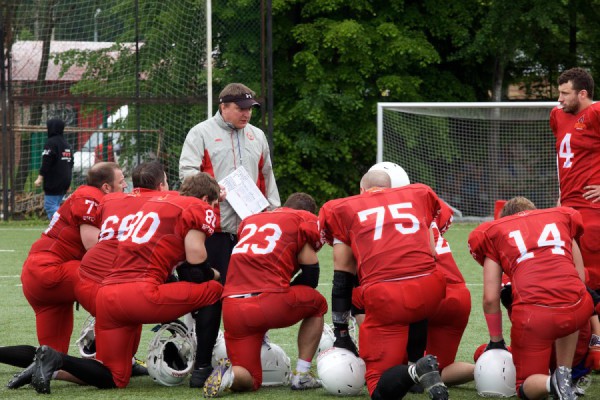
{"left": 295, "top": 359, "right": 311, "bottom": 373}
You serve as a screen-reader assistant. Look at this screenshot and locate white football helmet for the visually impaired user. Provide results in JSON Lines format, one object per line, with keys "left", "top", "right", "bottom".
{"left": 317, "top": 347, "right": 366, "bottom": 396}
{"left": 75, "top": 314, "right": 96, "bottom": 359}
{"left": 261, "top": 341, "right": 292, "bottom": 387}
{"left": 474, "top": 349, "right": 516, "bottom": 397}
{"left": 211, "top": 331, "right": 291, "bottom": 386}
{"left": 369, "top": 161, "right": 410, "bottom": 188}
{"left": 147, "top": 321, "right": 196, "bottom": 386}
{"left": 211, "top": 330, "right": 228, "bottom": 368}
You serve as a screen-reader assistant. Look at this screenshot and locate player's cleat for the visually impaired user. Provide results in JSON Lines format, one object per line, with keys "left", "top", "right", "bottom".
{"left": 203, "top": 359, "right": 233, "bottom": 398}
{"left": 290, "top": 370, "right": 322, "bottom": 390}
{"left": 31, "top": 345, "right": 63, "bottom": 394}
{"left": 551, "top": 366, "right": 576, "bottom": 400}
{"left": 131, "top": 357, "right": 149, "bottom": 377}
{"left": 6, "top": 361, "right": 35, "bottom": 389}
{"left": 190, "top": 366, "right": 214, "bottom": 388}
{"left": 410, "top": 355, "right": 449, "bottom": 400}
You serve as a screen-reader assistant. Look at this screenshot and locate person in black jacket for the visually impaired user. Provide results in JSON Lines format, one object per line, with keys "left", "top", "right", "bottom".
{"left": 34, "top": 118, "right": 74, "bottom": 220}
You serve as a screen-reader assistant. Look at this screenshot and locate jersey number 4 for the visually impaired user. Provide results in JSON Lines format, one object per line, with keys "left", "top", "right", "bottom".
{"left": 559, "top": 133, "right": 574, "bottom": 168}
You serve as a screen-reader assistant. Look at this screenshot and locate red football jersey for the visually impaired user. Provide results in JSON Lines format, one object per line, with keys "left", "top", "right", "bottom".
{"left": 321, "top": 184, "right": 441, "bottom": 288}
{"left": 223, "top": 207, "right": 322, "bottom": 297}
{"left": 431, "top": 200, "right": 465, "bottom": 284}
{"left": 431, "top": 222, "right": 465, "bottom": 285}
{"left": 318, "top": 197, "right": 345, "bottom": 246}
{"left": 29, "top": 185, "right": 104, "bottom": 261}
{"left": 79, "top": 189, "right": 178, "bottom": 283}
{"left": 550, "top": 102, "right": 600, "bottom": 208}
{"left": 103, "top": 193, "right": 216, "bottom": 285}
{"left": 468, "top": 207, "right": 585, "bottom": 306}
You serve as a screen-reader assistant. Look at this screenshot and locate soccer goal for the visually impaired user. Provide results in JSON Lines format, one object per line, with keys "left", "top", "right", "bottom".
{"left": 377, "top": 102, "right": 558, "bottom": 220}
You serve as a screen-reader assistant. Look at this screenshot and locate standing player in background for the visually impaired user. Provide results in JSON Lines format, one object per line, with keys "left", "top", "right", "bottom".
{"left": 203, "top": 192, "right": 327, "bottom": 397}
{"left": 179, "top": 82, "right": 280, "bottom": 388}
{"left": 320, "top": 170, "right": 448, "bottom": 400}
{"left": 21, "top": 173, "right": 224, "bottom": 394}
{"left": 468, "top": 196, "right": 593, "bottom": 400}
{"left": 551, "top": 67, "right": 600, "bottom": 367}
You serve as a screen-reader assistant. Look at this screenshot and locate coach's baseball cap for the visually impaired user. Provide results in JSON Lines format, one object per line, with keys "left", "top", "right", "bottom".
{"left": 219, "top": 93, "right": 260, "bottom": 108}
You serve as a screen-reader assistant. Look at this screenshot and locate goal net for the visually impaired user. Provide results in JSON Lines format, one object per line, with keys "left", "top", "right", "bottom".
{"left": 377, "top": 102, "right": 558, "bottom": 220}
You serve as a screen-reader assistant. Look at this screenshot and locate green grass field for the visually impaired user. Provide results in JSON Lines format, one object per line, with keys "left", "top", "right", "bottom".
{"left": 1, "top": 221, "right": 598, "bottom": 399}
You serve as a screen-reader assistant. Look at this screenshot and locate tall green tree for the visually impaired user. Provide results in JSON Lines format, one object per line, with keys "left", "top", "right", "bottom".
{"left": 270, "top": 0, "right": 482, "bottom": 205}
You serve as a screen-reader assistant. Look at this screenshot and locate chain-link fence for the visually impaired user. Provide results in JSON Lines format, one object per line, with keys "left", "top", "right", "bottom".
{"left": 1, "top": 0, "right": 269, "bottom": 219}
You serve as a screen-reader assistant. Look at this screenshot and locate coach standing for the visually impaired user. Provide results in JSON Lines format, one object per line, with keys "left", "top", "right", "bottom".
{"left": 179, "top": 82, "right": 280, "bottom": 388}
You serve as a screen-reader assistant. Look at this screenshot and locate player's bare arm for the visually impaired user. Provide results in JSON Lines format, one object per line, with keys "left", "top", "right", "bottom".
{"left": 80, "top": 224, "right": 100, "bottom": 250}
{"left": 332, "top": 243, "right": 356, "bottom": 274}
{"left": 572, "top": 240, "right": 586, "bottom": 282}
{"left": 482, "top": 257, "right": 504, "bottom": 343}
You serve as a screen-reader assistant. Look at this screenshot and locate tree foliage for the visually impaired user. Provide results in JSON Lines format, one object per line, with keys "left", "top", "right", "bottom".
{"left": 271, "top": 0, "right": 483, "bottom": 205}
{"left": 11, "top": 0, "right": 600, "bottom": 205}
{"left": 270, "top": 0, "right": 600, "bottom": 205}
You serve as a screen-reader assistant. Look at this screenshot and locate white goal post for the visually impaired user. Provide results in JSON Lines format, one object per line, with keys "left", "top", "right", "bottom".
{"left": 377, "top": 102, "right": 558, "bottom": 220}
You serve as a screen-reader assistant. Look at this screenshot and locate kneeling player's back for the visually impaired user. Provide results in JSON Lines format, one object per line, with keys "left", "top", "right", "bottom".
{"left": 468, "top": 207, "right": 585, "bottom": 307}
{"left": 105, "top": 193, "right": 216, "bottom": 284}
{"left": 224, "top": 207, "right": 321, "bottom": 296}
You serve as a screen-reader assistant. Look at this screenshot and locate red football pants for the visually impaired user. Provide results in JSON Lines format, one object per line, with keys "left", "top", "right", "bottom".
{"left": 222, "top": 287, "right": 328, "bottom": 390}
{"left": 511, "top": 295, "right": 593, "bottom": 394}
{"left": 357, "top": 270, "right": 446, "bottom": 395}
{"left": 74, "top": 276, "right": 101, "bottom": 317}
{"left": 95, "top": 280, "right": 223, "bottom": 388}
{"left": 576, "top": 208, "right": 600, "bottom": 289}
{"left": 21, "top": 253, "right": 80, "bottom": 353}
{"left": 426, "top": 282, "right": 471, "bottom": 370}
